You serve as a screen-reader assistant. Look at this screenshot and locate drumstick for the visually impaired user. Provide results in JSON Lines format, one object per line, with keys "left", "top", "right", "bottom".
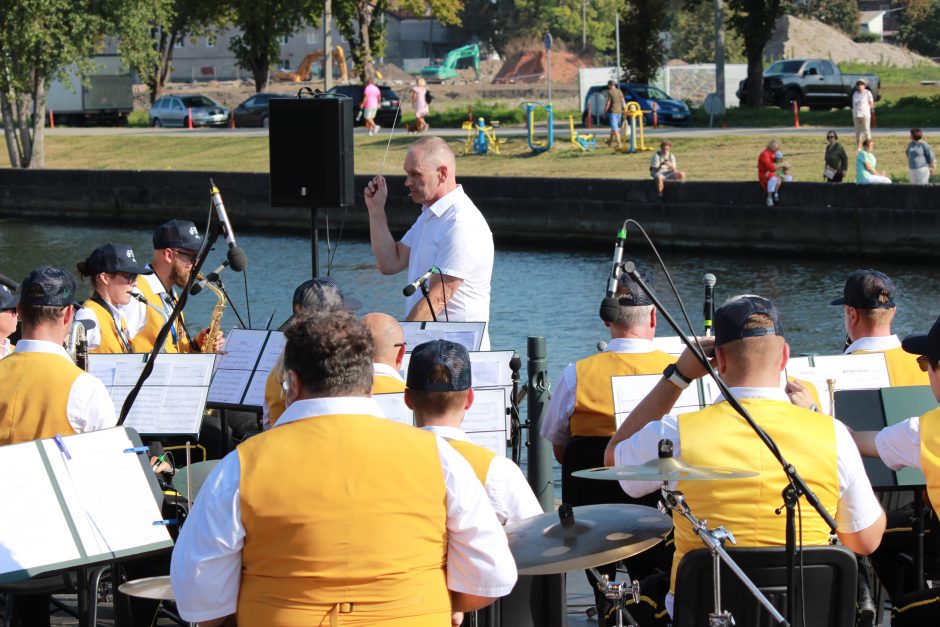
{"left": 379, "top": 98, "right": 403, "bottom": 176}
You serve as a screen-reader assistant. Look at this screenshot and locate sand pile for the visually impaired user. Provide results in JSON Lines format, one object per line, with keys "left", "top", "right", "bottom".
{"left": 493, "top": 49, "right": 593, "bottom": 84}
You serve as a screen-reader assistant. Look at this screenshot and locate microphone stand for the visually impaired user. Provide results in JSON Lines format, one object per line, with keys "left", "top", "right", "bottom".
{"left": 119, "top": 220, "right": 221, "bottom": 425}
{"left": 419, "top": 279, "right": 437, "bottom": 322}
{"left": 622, "top": 260, "right": 837, "bottom": 626}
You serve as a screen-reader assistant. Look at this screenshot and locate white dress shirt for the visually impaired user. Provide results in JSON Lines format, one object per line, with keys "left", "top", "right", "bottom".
{"left": 541, "top": 338, "right": 662, "bottom": 447}
{"left": 12, "top": 340, "right": 117, "bottom": 433}
{"left": 171, "top": 396, "right": 517, "bottom": 622}
{"left": 76, "top": 297, "right": 141, "bottom": 351}
{"left": 844, "top": 334, "right": 901, "bottom": 354}
{"left": 422, "top": 424, "right": 543, "bottom": 525}
{"left": 0, "top": 338, "right": 11, "bottom": 359}
{"left": 614, "top": 386, "right": 884, "bottom": 616}
{"left": 373, "top": 361, "right": 406, "bottom": 383}
{"left": 875, "top": 416, "right": 923, "bottom": 471}
{"left": 400, "top": 185, "right": 494, "bottom": 350}
{"left": 122, "top": 269, "right": 172, "bottom": 342}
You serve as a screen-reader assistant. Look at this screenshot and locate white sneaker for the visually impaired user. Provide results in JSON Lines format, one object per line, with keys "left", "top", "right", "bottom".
{"left": 374, "top": 125, "right": 381, "bottom": 134}
{"left": 766, "top": 195, "right": 774, "bottom": 206}
{"left": 773, "top": 191, "right": 779, "bottom": 202}
{"left": 367, "top": 128, "right": 374, "bottom": 136}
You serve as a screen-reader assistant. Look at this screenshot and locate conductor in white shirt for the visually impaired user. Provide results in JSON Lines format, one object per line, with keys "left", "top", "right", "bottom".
{"left": 364, "top": 136, "right": 495, "bottom": 349}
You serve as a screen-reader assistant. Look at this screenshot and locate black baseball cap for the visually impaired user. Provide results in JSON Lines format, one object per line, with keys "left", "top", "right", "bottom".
{"left": 153, "top": 220, "right": 203, "bottom": 252}
{"left": 407, "top": 339, "right": 472, "bottom": 392}
{"left": 19, "top": 265, "right": 81, "bottom": 308}
{"left": 0, "top": 284, "right": 17, "bottom": 311}
{"left": 292, "top": 277, "right": 362, "bottom": 312}
{"left": 901, "top": 315, "right": 940, "bottom": 362}
{"left": 714, "top": 295, "right": 785, "bottom": 348}
{"left": 831, "top": 269, "right": 895, "bottom": 309}
{"left": 617, "top": 268, "right": 654, "bottom": 307}
{"left": 84, "top": 244, "right": 152, "bottom": 276}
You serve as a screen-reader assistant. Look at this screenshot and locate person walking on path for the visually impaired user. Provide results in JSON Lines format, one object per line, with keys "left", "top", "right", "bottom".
{"left": 852, "top": 79, "right": 875, "bottom": 151}
{"left": 412, "top": 77, "right": 430, "bottom": 133}
{"left": 824, "top": 130, "right": 849, "bottom": 182}
{"left": 604, "top": 80, "right": 626, "bottom": 150}
{"left": 857, "top": 138, "right": 892, "bottom": 185}
{"left": 360, "top": 77, "right": 382, "bottom": 136}
{"left": 906, "top": 128, "right": 935, "bottom": 185}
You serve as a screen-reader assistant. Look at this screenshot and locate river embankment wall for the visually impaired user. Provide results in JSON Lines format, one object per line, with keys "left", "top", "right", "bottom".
{"left": 1, "top": 169, "right": 938, "bottom": 259}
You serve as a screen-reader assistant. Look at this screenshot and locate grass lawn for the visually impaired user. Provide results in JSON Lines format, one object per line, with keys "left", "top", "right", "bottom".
{"left": 19, "top": 132, "right": 922, "bottom": 183}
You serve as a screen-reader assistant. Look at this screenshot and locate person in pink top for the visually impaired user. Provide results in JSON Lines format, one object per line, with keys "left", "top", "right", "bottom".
{"left": 360, "top": 77, "right": 382, "bottom": 136}
{"left": 412, "top": 77, "right": 430, "bottom": 132}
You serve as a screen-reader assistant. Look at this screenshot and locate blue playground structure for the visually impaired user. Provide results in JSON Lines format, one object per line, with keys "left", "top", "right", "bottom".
{"left": 522, "top": 102, "right": 553, "bottom": 154}
{"left": 462, "top": 117, "right": 501, "bottom": 155}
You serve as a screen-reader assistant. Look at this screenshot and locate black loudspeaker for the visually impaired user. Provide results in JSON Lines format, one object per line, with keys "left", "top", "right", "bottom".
{"left": 269, "top": 97, "right": 354, "bottom": 207}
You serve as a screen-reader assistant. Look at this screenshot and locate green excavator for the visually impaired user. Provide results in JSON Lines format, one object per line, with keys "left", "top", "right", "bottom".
{"left": 420, "top": 43, "right": 480, "bottom": 82}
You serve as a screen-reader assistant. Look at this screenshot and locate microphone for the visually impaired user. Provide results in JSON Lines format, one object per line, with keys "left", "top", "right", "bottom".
{"left": 209, "top": 179, "right": 247, "bottom": 272}
{"left": 703, "top": 273, "right": 717, "bottom": 337}
{"left": 403, "top": 267, "right": 437, "bottom": 297}
{"left": 599, "top": 223, "right": 627, "bottom": 323}
{"left": 190, "top": 260, "right": 230, "bottom": 295}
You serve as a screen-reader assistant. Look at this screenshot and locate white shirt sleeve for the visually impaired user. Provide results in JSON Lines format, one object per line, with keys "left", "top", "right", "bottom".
{"left": 433, "top": 215, "right": 489, "bottom": 282}
{"left": 613, "top": 415, "right": 680, "bottom": 497}
{"left": 74, "top": 307, "right": 102, "bottom": 351}
{"left": 485, "top": 457, "right": 544, "bottom": 525}
{"left": 437, "top": 438, "right": 518, "bottom": 597}
{"left": 171, "top": 451, "right": 244, "bottom": 623}
{"left": 874, "top": 417, "right": 921, "bottom": 471}
{"left": 541, "top": 363, "right": 577, "bottom": 446}
{"left": 833, "top": 419, "right": 884, "bottom": 534}
{"left": 67, "top": 373, "right": 118, "bottom": 432}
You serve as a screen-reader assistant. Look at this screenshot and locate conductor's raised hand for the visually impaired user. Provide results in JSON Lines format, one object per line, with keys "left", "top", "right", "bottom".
{"left": 364, "top": 176, "right": 388, "bottom": 214}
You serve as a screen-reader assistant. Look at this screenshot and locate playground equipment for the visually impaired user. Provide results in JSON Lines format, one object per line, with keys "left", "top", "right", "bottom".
{"left": 421, "top": 44, "right": 480, "bottom": 82}
{"left": 522, "top": 102, "right": 554, "bottom": 155}
{"left": 620, "top": 101, "right": 653, "bottom": 154}
{"left": 272, "top": 46, "right": 348, "bottom": 83}
{"left": 568, "top": 115, "right": 596, "bottom": 152}
{"left": 462, "top": 116, "right": 502, "bottom": 155}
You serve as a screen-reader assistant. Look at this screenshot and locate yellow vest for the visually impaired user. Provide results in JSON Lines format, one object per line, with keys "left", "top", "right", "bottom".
{"left": 237, "top": 413, "right": 451, "bottom": 626}
{"left": 448, "top": 438, "right": 497, "bottom": 485}
{"left": 920, "top": 407, "right": 940, "bottom": 512}
{"left": 265, "top": 365, "right": 286, "bottom": 427}
{"left": 852, "top": 346, "right": 928, "bottom": 387}
{"left": 672, "top": 399, "right": 839, "bottom": 594}
{"left": 84, "top": 299, "right": 136, "bottom": 354}
{"left": 571, "top": 350, "right": 675, "bottom": 437}
{"left": 373, "top": 372, "right": 407, "bottom": 394}
{"left": 0, "top": 352, "right": 80, "bottom": 444}
{"left": 134, "top": 276, "right": 191, "bottom": 354}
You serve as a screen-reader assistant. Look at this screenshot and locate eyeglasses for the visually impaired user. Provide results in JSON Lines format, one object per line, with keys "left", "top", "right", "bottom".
{"left": 393, "top": 342, "right": 406, "bottom": 348}
{"left": 827, "top": 135, "right": 836, "bottom": 139}
{"left": 917, "top": 355, "right": 934, "bottom": 372}
{"left": 112, "top": 272, "right": 138, "bottom": 283}
{"left": 172, "top": 249, "right": 197, "bottom": 262}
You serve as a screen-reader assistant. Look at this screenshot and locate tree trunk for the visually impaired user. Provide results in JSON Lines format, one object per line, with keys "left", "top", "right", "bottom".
{"left": 358, "top": 3, "right": 374, "bottom": 81}
{"left": 745, "top": 44, "right": 764, "bottom": 108}
{"left": 15, "top": 93, "right": 32, "bottom": 166}
{"left": 29, "top": 74, "right": 46, "bottom": 169}
{"left": 0, "top": 90, "right": 22, "bottom": 168}
{"left": 252, "top": 56, "right": 269, "bottom": 92}
{"left": 149, "top": 31, "right": 176, "bottom": 104}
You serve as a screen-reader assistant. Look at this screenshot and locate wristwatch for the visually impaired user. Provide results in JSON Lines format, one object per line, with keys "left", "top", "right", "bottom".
{"left": 663, "top": 363, "right": 692, "bottom": 390}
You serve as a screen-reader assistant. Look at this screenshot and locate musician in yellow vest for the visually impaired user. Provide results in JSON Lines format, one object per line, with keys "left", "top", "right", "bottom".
{"left": 74, "top": 243, "right": 153, "bottom": 353}
{"left": 606, "top": 294, "right": 886, "bottom": 624}
{"left": 363, "top": 312, "right": 407, "bottom": 393}
{"left": 171, "top": 311, "right": 515, "bottom": 626}
{"left": 263, "top": 277, "right": 362, "bottom": 429}
{"left": 833, "top": 269, "right": 927, "bottom": 387}
{"left": 852, "top": 315, "right": 940, "bottom": 626}
{"left": 0, "top": 284, "right": 17, "bottom": 359}
{"left": 408, "top": 339, "right": 541, "bottom": 525}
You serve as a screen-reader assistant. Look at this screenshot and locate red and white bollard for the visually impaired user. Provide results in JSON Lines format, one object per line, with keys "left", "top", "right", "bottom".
{"left": 186, "top": 107, "right": 194, "bottom": 129}
{"left": 48, "top": 109, "right": 55, "bottom": 128}
{"left": 652, "top": 101, "right": 658, "bottom": 128}
{"left": 792, "top": 100, "right": 800, "bottom": 128}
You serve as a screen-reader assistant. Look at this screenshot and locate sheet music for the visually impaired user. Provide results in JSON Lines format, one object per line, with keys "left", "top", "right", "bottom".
{"left": 0, "top": 442, "right": 81, "bottom": 575}
{"left": 215, "top": 329, "right": 267, "bottom": 371}
{"left": 786, "top": 353, "right": 890, "bottom": 416}
{"left": 401, "top": 322, "right": 485, "bottom": 352}
{"left": 612, "top": 374, "right": 701, "bottom": 428}
{"left": 373, "top": 393, "right": 414, "bottom": 426}
{"left": 207, "top": 329, "right": 281, "bottom": 408}
{"left": 651, "top": 336, "right": 692, "bottom": 356}
{"left": 207, "top": 369, "right": 253, "bottom": 405}
{"left": 463, "top": 388, "right": 508, "bottom": 438}
{"left": 256, "top": 332, "right": 286, "bottom": 372}
{"left": 41, "top": 429, "right": 170, "bottom": 558}
{"left": 243, "top": 371, "right": 271, "bottom": 408}
{"left": 467, "top": 431, "right": 506, "bottom": 457}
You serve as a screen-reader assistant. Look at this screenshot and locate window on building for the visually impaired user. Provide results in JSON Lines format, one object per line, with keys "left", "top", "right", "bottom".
{"left": 306, "top": 30, "right": 319, "bottom": 45}
{"left": 174, "top": 37, "right": 185, "bottom": 48}
{"left": 206, "top": 36, "right": 215, "bottom": 48}
{"left": 278, "top": 59, "right": 291, "bottom": 70}
{"left": 279, "top": 35, "right": 290, "bottom": 44}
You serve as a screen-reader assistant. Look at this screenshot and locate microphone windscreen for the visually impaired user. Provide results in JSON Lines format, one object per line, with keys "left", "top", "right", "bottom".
{"left": 190, "top": 283, "right": 204, "bottom": 296}
{"left": 403, "top": 284, "right": 417, "bottom": 297}
{"left": 228, "top": 246, "right": 248, "bottom": 272}
{"left": 704, "top": 273, "right": 717, "bottom": 287}
{"left": 599, "top": 297, "right": 620, "bottom": 323}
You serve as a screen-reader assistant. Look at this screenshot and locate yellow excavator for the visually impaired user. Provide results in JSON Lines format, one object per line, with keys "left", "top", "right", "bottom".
{"left": 272, "top": 46, "right": 348, "bottom": 83}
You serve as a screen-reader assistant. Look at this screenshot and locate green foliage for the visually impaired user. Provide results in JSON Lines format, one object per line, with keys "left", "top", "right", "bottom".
{"left": 127, "top": 110, "right": 151, "bottom": 127}
{"left": 727, "top": 0, "right": 783, "bottom": 107}
{"left": 618, "top": 0, "right": 669, "bottom": 83}
{"left": 782, "top": 0, "right": 858, "bottom": 36}
{"left": 334, "top": 0, "right": 386, "bottom": 81}
{"left": 897, "top": 0, "right": 940, "bottom": 58}
{"left": 426, "top": 100, "right": 528, "bottom": 126}
{"left": 670, "top": 1, "right": 746, "bottom": 63}
{"left": 853, "top": 32, "right": 880, "bottom": 43}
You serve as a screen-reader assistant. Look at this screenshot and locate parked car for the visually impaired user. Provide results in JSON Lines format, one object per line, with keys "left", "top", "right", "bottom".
{"left": 149, "top": 94, "right": 230, "bottom": 128}
{"left": 326, "top": 84, "right": 402, "bottom": 127}
{"left": 582, "top": 83, "right": 691, "bottom": 127}
{"left": 231, "top": 92, "right": 291, "bottom": 128}
{"left": 735, "top": 59, "right": 880, "bottom": 109}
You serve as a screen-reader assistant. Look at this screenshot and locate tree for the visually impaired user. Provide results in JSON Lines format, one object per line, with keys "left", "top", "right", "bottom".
{"left": 225, "top": 0, "right": 320, "bottom": 92}
{"left": 783, "top": 0, "right": 858, "bottom": 36}
{"left": 618, "top": 0, "right": 670, "bottom": 83}
{"left": 727, "top": 0, "right": 783, "bottom": 107}
{"left": 896, "top": 0, "right": 940, "bottom": 57}
{"left": 0, "top": 0, "right": 162, "bottom": 168}
{"left": 670, "top": 1, "right": 745, "bottom": 63}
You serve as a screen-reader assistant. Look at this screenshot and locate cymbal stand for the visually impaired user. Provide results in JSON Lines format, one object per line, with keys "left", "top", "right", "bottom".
{"left": 587, "top": 567, "right": 640, "bottom": 627}
{"left": 661, "top": 488, "right": 789, "bottom": 627}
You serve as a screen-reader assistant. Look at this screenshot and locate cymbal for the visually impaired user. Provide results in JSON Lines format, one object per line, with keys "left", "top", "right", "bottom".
{"left": 505, "top": 503, "right": 671, "bottom": 576}
{"left": 573, "top": 458, "right": 759, "bottom": 482}
{"left": 172, "top": 459, "right": 220, "bottom": 501}
{"left": 118, "top": 576, "right": 175, "bottom": 601}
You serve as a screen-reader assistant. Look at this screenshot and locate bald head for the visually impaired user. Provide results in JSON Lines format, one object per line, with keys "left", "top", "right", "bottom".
{"left": 362, "top": 312, "right": 405, "bottom": 368}
{"left": 404, "top": 137, "right": 457, "bottom": 205}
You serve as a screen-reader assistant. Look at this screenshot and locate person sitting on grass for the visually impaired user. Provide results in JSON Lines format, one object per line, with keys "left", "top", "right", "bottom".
{"left": 857, "top": 138, "right": 892, "bottom": 185}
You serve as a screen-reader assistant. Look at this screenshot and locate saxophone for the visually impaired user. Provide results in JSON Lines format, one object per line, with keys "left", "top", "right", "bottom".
{"left": 65, "top": 319, "right": 89, "bottom": 370}
{"left": 200, "top": 274, "right": 226, "bottom": 352}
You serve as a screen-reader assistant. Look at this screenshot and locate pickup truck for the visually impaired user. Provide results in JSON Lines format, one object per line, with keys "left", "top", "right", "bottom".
{"left": 735, "top": 59, "right": 880, "bottom": 110}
